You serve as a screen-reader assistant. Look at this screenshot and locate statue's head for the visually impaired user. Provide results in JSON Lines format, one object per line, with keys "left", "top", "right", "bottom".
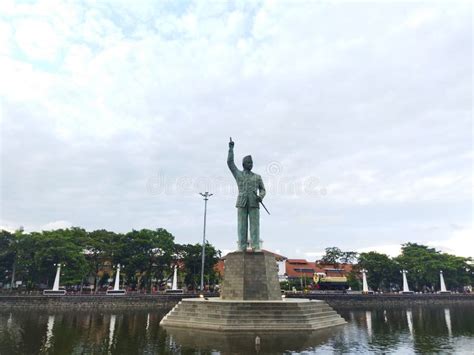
{"left": 242, "top": 155, "right": 253, "bottom": 171}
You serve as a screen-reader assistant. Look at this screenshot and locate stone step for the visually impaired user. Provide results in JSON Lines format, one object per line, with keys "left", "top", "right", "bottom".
{"left": 170, "top": 309, "right": 338, "bottom": 320}
{"left": 181, "top": 298, "right": 327, "bottom": 308}
{"left": 160, "top": 298, "right": 347, "bottom": 331}
{"left": 161, "top": 317, "right": 346, "bottom": 331}
{"left": 166, "top": 313, "right": 343, "bottom": 325}
{"left": 177, "top": 304, "right": 333, "bottom": 313}
{"left": 210, "top": 315, "right": 343, "bottom": 326}
{"left": 172, "top": 310, "right": 335, "bottom": 318}
{"left": 173, "top": 308, "right": 336, "bottom": 317}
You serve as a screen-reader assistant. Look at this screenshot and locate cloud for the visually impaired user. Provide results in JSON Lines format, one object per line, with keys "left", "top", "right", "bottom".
{"left": 0, "top": 0, "right": 472, "bottom": 259}
{"left": 14, "top": 19, "right": 60, "bottom": 61}
{"left": 427, "top": 227, "right": 474, "bottom": 258}
{"left": 40, "top": 220, "right": 73, "bottom": 231}
{"left": 357, "top": 244, "right": 403, "bottom": 258}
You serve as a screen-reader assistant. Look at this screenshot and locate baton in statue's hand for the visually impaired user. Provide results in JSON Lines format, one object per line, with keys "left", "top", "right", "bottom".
{"left": 254, "top": 191, "right": 270, "bottom": 215}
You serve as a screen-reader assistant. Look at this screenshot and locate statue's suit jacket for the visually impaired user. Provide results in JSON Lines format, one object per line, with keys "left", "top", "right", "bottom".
{"left": 227, "top": 148, "right": 266, "bottom": 208}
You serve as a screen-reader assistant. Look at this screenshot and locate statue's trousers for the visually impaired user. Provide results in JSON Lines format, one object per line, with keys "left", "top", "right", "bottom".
{"left": 237, "top": 206, "right": 260, "bottom": 250}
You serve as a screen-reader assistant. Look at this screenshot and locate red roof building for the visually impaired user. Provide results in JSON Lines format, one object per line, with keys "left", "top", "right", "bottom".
{"left": 213, "top": 252, "right": 354, "bottom": 282}
{"left": 285, "top": 259, "right": 321, "bottom": 279}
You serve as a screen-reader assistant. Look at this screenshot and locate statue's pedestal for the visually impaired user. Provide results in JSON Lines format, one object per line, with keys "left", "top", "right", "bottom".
{"left": 160, "top": 250, "right": 346, "bottom": 331}
{"left": 221, "top": 251, "right": 281, "bottom": 301}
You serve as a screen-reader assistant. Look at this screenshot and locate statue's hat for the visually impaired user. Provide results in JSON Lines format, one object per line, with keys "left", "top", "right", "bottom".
{"left": 242, "top": 155, "right": 253, "bottom": 164}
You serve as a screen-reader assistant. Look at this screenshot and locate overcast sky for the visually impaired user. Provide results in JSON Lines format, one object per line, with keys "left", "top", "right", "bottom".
{"left": 0, "top": 0, "right": 472, "bottom": 259}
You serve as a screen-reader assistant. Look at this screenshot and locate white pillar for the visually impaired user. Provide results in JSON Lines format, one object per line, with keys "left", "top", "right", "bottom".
{"left": 402, "top": 270, "right": 410, "bottom": 293}
{"left": 361, "top": 269, "right": 369, "bottom": 293}
{"left": 52, "top": 264, "right": 61, "bottom": 291}
{"left": 439, "top": 270, "right": 449, "bottom": 293}
{"left": 113, "top": 265, "right": 121, "bottom": 291}
{"left": 172, "top": 265, "right": 178, "bottom": 290}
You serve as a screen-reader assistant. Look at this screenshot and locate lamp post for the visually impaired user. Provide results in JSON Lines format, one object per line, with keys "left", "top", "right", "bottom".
{"left": 199, "top": 192, "right": 213, "bottom": 292}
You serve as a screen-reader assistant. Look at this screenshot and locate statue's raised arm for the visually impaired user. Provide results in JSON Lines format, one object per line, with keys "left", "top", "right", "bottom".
{"left": 227, "top": 137, "right": 238, "bottom": 178}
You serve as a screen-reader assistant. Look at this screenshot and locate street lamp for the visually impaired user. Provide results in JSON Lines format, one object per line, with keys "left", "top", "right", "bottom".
{"left": 199, "top": 192, "right": 213, "bottom": 292}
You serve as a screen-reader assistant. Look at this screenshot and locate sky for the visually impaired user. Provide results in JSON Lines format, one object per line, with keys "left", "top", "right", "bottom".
{"left": 0, "top": 0, "right": 472, "bottom": 260}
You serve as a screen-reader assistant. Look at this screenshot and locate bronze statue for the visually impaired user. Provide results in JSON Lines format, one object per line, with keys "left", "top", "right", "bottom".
{"left": 227, "top": 138, "right": 266, "bottom": 251}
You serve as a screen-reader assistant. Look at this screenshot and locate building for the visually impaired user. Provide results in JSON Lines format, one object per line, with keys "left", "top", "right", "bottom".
{"left": 284, "top": 259, "right": 318, "bottom": 281}
{"left": 215, "top": 253, "right": 354, "bottom": 287}
{"left": 284, "top": 260, "right": 353, "bottom": 281}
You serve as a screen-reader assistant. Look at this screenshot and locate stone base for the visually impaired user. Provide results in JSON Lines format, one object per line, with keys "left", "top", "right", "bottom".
{"left": 160, "top": 298, "right": 346, "bottom": 331}
{"left": 220, "top": 251, "right": 281, "bottom": 300}
{"left": 106, "top": 289, "right": 126, "bottom": 295}
{"left": 43, "top": 290, "right": 66, "bottom": 296}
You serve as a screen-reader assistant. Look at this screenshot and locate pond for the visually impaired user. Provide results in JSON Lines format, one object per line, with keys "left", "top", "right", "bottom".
{"left": 0, "top": 305, "right": 473, "bottom": 354}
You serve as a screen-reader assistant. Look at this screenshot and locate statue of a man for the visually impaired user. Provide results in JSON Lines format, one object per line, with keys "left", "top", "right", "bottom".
{"left": 227, "top": 138, "right": 266, "bottom": 251}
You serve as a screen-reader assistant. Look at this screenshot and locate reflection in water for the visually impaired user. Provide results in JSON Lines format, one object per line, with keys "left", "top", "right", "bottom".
{"left": 406, "top": 310, "right": 414, "bottom": 338}
{"left": 164, "top": 326, "right": 338, "bottom": 353}
{"left": 7, "top": 313, "right": 12, "bottom": 328}
{"left": 146, "top": 312, "right": 150, "bottom": 332}
{"left": 365, "top": 310, "right": 373, "bottom": 338}
{"left": 108, "top": 314, "right": 116, "bottom": 353}
{"left": 445, "top": 308, "right": 452, "bottom": 337}
{"left": 0, "top": 306, "right": 473, "bottom": 354}
{"left": 349, "top": 311, "right": 355, "bottom": 323}
{"left": 42, "top": 315, "right": 55, "bottom": 352}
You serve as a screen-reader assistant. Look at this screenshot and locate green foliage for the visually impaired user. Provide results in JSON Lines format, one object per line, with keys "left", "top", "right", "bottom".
{"left": 346, "top": 269, "right": 362, "bottom": 291}
{"left": 2, "top": 228, "right": 471, "bottom": 294}
{"left": 0, "top": 227, "right": 221, "bottom": 292}
{"left": 281, "top": 277, "right": 312, "bottom": 291}
{"left": 320, "top": 247, "right": 358, "bottom": 265}
{"left": 83, "top": 229, "right": 118, "bottom": 289}
{"left": 115, "top": 228, "right": 176, "bottom": 290}
{"left": 32, "top": 228, "right": 88, "bottom": 285}
{"left": 0, "top": 230, "right": 16, "bottom": 286}
{"left": 357, "top": 244, "right": 473, "bottom": 292}
{"left": 395, "top": 243, "right": 472, "bottom": 292}
{"left": 358, "top": 251, "right": 399, "bottom": 291}
{"left": 179, "top": 243, "right": 221, "bottom": 290}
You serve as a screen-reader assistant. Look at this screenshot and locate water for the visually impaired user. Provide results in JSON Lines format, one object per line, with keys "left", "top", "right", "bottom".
{"left": 0, "top": 305, "right": 473, "bottom": 354}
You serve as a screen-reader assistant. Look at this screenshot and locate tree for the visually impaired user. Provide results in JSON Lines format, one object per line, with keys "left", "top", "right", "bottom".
{"left": 114, "top": 228, "right": 175, "bottom": 291}
{"left": 0, "top": 230, "right": 15, "bottom": 287}
{"left": 29, "top": 228, "right": 89, "bottom": 287}
{"left": 358, "top": 251, "right": 399, "bottom": 292}
{"left": 395, "top": 243, "right": 472, "bottom": 292}
{"left": 180, "top": 243, "right": 221, "bottom": 290}
{"left": 320, "top": 247, "right": 343, "bottom": 265}
{"left": 319, "top": 247, "right": 358, "bottom": 265}
{"left": 84, "top": 229, "right": 118, "bottom": 291}
{"left": 346, "top": 267, "right": 362, "bottom": 291}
